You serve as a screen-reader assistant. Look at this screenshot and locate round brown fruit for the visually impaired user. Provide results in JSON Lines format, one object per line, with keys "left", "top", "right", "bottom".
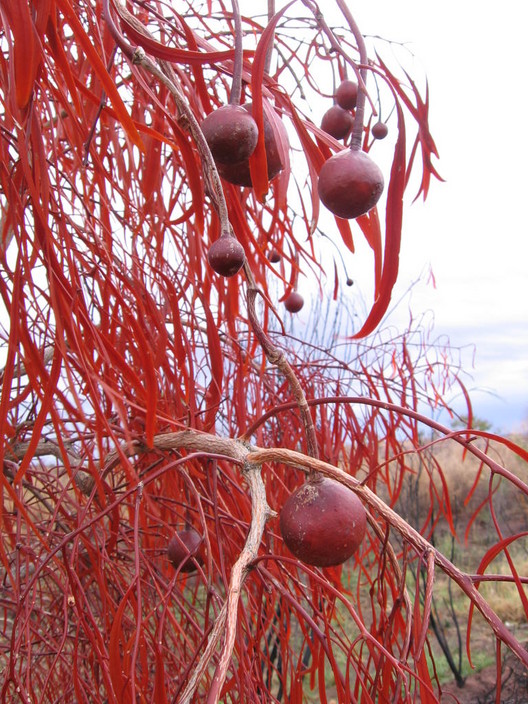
{"left": 320, "top": 105, "right": 353, "bottom": 140}
{"left": 318, "top": 149, "right": 384, "bottom": 220}
{"left": 371, "top": 121, "right": 389, "bottom": 140}
{"left": 168, "top": 528, "right": 204, "bottom": 573}
{"left": 284, "top": 291, "right": 304, "bottom": 313}
{"left": 279, "top": 477, "right": 366, "bottom": 567}
{"left": 268, "top": 248, "right": 281, "bottom": 263}
{"left": 201, "top": 104, "right": 259, "bottom": 165}
{"left": 335, "top": 79, "right": 358, "bottom": 110}
{"left": 207, "top": 237, "right": 245, "bottom": 277}
{"left": 216, "top": 103, "right": 286, "bottom": 187}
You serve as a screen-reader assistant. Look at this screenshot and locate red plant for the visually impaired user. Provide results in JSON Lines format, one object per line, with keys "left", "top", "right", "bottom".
{"left": 1, "top": 1, "right": 527, "bottom": 703}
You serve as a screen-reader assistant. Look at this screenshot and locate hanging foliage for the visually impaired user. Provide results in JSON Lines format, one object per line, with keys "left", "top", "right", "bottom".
{"left": 1, "top": 1, "right": 527, "bottom": 702}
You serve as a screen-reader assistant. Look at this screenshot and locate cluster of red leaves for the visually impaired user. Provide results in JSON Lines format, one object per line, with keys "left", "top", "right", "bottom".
{"left": 1, "top": 1, "right": 527, "bottom": 703}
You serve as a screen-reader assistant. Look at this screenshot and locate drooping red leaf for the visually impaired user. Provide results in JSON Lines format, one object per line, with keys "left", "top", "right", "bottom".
{"left": 0, "top": 0, "right": 43, "bottom": 109}
{"left": 113, "top": 0, "right": 250, "bottom": 66}
{"left": 249, "top": 1, "right": 296, "bottom": 201}
{"left": 55, "top": 0, "right": 144, "bottom": 151}
{"left": 109, "top": 584, "right": 135, "bottom": 704}
{"left": 352, "top": 100, "right": 406, "bottom": 338}
{"left": 357, "top": 208, "right": 382, "bottom": 296}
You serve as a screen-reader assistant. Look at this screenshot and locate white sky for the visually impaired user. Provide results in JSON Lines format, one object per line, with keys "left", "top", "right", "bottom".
{"left": 349, "top": 0, "right": 528, "bottom": 432}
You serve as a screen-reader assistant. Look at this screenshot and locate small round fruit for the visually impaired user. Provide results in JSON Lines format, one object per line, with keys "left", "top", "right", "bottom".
{"left": 335, "top": 79, "right": 358, "bottom": 110}
{"left": 201, "top": 105, "right": 259, "bottom": 164}
{"left": 318, "top": 149, "right": 384, "bottom": 220}
{"left": 168, "top": 528, "right": 204, "bottom": 573}
{"left": 268, "top": 248, "right": 281, "bottom": 263}
{"left": 216, "top": 103, "right": 286, "bottom": 187}
{"left": 346, "top": 277, "right": 354, "bottom": 287}
{"left": 280, "top": 477, "right": 366, "bottom": 567}
{"left": 371, "top": 121, "right": 389, "bottom": 140}
{"left": 320, "top": 105, "right": 353, "bottom": 140}
{"left": 207, "top": 237, "right": 245, "bottom": 277}
{"left": 284, "top": 291, "right": 304, "bottom": 313}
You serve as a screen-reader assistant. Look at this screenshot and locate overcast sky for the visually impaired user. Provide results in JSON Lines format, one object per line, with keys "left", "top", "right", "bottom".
{"left": 270, "top": 0, "right": 528, "bottom": 433}
{"left": 347, "top": 0, "right": 528, "bottom": 433}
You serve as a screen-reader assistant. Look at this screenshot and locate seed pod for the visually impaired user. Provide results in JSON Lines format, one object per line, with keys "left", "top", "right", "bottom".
{"left": 280, "top": 477, "right": 366, "bottom": 567}
{"left": 167, "top": 528, "right": 204, "bottom": 573}
{"left": 335, "top": 79, "right": 358, "bottom": 110}
{"left": 216, "top": 103, "right": 287, "bottom": 187}
{"left": 207, "top": 236, "right": 245, "bottom": 277}
{"left": 321, "top": 105, "right": 353, "bottom": 140}
{"left": 201, "top": 104, "right": 259, "bottom": 164}
{"left": 371, "top": 121, "right": 389, "bottom": 140}
{"left": 284, "top": 291, "right": 304, "bottom": 313}
{"left": 318, "top": 149, "right": 384, "bottom": 220}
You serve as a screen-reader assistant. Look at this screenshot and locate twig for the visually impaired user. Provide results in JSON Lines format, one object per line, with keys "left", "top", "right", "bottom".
{"left": 246, "top": 282, "right": 319, "bottom": 462}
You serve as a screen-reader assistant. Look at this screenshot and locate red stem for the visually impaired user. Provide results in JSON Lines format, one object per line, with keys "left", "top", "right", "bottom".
{"left": 228, "top": 0, "right": 243, "bottom": 105}
{"left": 102, "top": 0, "right": 135, "bottom": 59}
{"left": 240, "top": 394, "right": 528, "bottom": 493}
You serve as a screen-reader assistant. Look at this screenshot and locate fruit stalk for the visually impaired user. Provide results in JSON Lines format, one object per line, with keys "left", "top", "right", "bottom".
{"left": 228, "top": 0, "right": 243, "bottom": 106}
{"left": 335, "top": 0, "right": 367, "bottom": 150}
{"left": 246, "top": 282, "right": 319, "bottom": 461}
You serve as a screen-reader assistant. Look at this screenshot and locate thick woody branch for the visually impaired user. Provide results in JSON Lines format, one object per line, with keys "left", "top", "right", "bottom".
{"left": 245, "top": 446, "right": 528, "bottom": 668}
{"left": 205, "top": 465, "right": 275, "bottom": 703}
{"left": 178, "top": 464, "right": 275, "bottom": 704}
{"left": 101, "top": 427, "right": 528, "bottom": 670}
{"left": 103, "top": 430, "right": 249, "bottom": 471}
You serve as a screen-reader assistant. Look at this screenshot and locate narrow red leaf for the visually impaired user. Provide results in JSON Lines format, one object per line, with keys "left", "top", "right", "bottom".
{"left": 357, "top": 209, "right": 382, "bottom": 295}
{"left": 55, "top": 0, "right": 144, "bottom": 151}
{"left": 352, "top": 100, "right": 406, "bottom": 338}
{"left": 200, "top": 294, "right": 224, "bottom": 431}
{"left": 0, "top": 0, "right": 42, "bottom": 109}
{"left": 113, "top": 1, "right": 250, "bottom": 66}
{"left": 44, "top": 10, "right": 82, "bottom": 114}
{"left": 109, "top": 584, "right": 135, "bottom": 704}
{"left": 250, "top": 1, "right": 296, "bottom": 201}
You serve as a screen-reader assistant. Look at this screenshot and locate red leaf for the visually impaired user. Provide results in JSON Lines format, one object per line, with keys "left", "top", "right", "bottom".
{"left": 200, "top": 294, "right": 224, "bottom": 431}
{"left": 376, "top": 54, "right": 443, "bottom": 201}
{"left": 0, "top": 0, "right": 43, "bottom": 109}
{"left": 55, "top": 0, "right": 144, "bottom": 151}
{"left": 352, "top": 100, "right": 406, "bottom": 338}
{"left": 357, "top": 209, "right": 382, "bottom": 296}
{"left": 249, "top": 1, "right": 296, "bottom": 201}
{"left": 113, "top": 1, "right": 251, "bottom": 66}
{"left": 44, "top": 9, "right": 82, "bottom": 114}
{"left": 153, "top": 648, "right": 169, "bottom": 704}
{"left": 109, "top": 584, "right": 135, "bottom": 704}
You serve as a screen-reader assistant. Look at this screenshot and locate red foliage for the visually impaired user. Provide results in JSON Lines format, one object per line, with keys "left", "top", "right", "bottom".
{"left": 0, "top": 1, "right": 526, "bottom": 703}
